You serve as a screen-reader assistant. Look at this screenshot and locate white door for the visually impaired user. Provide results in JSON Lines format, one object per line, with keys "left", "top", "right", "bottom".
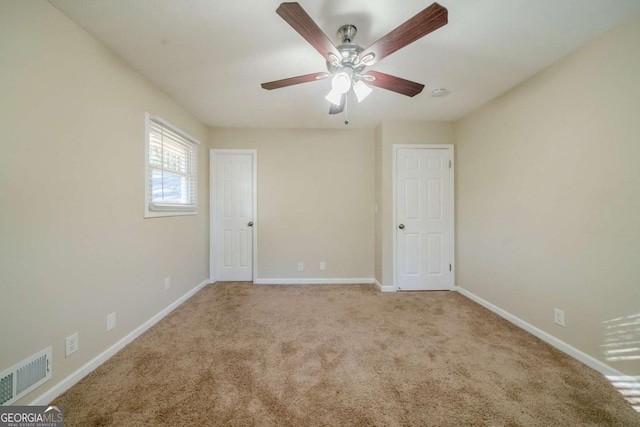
{"left": 396, "top": 147, "right": 453, "bottom": 291}
{"left": 213, "top": 152, "right": 255, "bottom": 281}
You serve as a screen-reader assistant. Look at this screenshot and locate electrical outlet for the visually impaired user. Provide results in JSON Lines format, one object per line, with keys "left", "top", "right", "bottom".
{"left": 65, "top": 333, "right": 78, "bottom": 357}
{"left": 554, "top": 308, "right": 565, "bottom": 327}
{"left": 107, "top": 312, "right": 116, "bottom": 331}
{"left": 320, "top": 261, "right": 326, "bottom": 271}
{"left": 297, "top": 262, "right": 304, "bottom": 271}
{"left": 165, "top": 277, "right": 170, "bottom": 290}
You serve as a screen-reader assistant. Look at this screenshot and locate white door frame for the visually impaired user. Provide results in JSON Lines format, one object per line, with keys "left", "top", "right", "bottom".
{"left": 210, "top": 149, "right": 258, "bottom": 283}
{"left": 392, "top": 144, "right": 455, "bottom": 291}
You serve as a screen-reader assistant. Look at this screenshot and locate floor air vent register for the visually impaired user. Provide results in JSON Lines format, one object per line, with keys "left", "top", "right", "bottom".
{"left": 0, "top": 347, "right": 52, "bottom": 405}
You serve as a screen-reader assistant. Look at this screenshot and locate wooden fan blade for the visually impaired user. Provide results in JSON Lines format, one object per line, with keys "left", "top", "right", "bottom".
{"left": 360, "top": 3, "right": 447, "bottom": 65}
{"left": 276, "top": 2, "right": 341, "bottom": 61}
{"left": 261, "top": 72, "right": 328, "bottom": 90}
{"left": 329, "top": 94, "right": 346, "bottom": 114}
{"left": 365, "top": 71, "right": 425, "bottom": 97}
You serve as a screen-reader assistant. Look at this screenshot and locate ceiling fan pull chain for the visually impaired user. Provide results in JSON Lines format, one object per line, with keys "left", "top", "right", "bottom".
{"left": 344, "top": 94, "right": 349, "bottom": 125}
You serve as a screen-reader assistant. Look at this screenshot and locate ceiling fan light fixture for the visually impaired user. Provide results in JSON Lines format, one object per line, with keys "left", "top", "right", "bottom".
{"left": 325, "top": 88, "right": 344, "bottom": 106}
{"left": 353, "top": 80, "right": 373, "bottom": 102}
{"left": 326, "top": 72, "right": 352, "bottom": 105}
{"left": 331, "top": 72, "right": 352, "bottom": 94}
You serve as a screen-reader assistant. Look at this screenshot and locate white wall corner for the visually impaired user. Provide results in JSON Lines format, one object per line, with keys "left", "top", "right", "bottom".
{"left": 374, "top": 278, "right": 396, "bottom": 293}
{"left": 30, "top": 278, "right": 212, "bottom": 406}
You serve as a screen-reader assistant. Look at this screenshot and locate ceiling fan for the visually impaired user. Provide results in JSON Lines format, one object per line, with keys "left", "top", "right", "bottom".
{"left": 261, "top": 2, "right": 448, "bottom": 115}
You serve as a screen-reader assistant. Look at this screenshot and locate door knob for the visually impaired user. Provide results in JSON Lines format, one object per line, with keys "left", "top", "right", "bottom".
{"left": 398, "top": 224, "right": 405, "bottom": 229}
{"left": 248, "top": 221, "right": 253, "bottom": 227}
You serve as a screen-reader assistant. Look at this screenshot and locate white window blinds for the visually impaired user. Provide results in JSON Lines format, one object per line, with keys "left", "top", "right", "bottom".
{"left": 145, "top": 114, "right": 199, "bottom": 216}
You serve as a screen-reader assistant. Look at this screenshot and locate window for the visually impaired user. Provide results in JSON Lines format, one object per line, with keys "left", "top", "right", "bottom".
{"left": 145, "top": 113, "right": 199, "bottom": 217}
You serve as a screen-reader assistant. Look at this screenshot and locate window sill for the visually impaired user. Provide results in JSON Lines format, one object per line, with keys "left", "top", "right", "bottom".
{"left": 144, "top": 209, "right": 198, "bottom": 218}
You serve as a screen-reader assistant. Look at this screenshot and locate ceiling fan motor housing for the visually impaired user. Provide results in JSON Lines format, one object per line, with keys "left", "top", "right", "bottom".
{"left": 337, "top": 24, "right": 357, "bottom": 43}
{"left": 327, "top": 24, "right": 370, "bottom": 77}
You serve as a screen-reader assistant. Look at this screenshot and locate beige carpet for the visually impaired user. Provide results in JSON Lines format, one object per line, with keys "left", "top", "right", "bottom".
{"left": 54, "top": 282, "right": 639, "bottom": 426}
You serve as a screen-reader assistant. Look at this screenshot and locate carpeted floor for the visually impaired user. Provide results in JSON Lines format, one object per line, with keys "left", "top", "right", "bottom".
{"left": 54, "top": 282, "right": 639, "bottom": 426}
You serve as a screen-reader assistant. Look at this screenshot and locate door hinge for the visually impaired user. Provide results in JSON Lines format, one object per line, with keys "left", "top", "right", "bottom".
{"left": 449, "top": 160, "right": 452, "bottom": 168}
{"left": 449, "top": 264, "right": 452, "bottom": 271}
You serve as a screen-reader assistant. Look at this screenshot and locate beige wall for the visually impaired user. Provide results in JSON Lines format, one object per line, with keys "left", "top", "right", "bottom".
{"left": 454, "top": 13, "right": 640, "bottom": 375}
{"left": 2, "top": 0, "right": 637, "bottom": 407}
{"left": 377, "top": 121, "right": 455, "bottom": 286}
{"left": 0, "top": 1, "right": 209, "bottom": 403}
{"left": 209, "top": 127, "right": 375, "bottom": 279}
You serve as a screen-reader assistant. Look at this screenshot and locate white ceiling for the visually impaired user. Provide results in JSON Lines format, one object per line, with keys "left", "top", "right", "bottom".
{"left": 50, "top": 0, "right": 640, "bottom": 129}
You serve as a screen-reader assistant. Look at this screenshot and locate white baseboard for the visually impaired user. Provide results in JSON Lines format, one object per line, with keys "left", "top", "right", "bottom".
{"left": 28, "top": 280, "right": 636, "bottom": 405}
{"left": 254, "top": 278, "right": 374, "bottom": 285}
{"left": 253, "top": 277, "right": 399, "bottom": 292}
{"left": 30, "top": 278, "right": 211, "bottom": 406}
{"left": 374, "top": 278, "right": 395, "bottom": 293}
{"left": 455, "top": 286, "right": 631, "bottom": 379}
